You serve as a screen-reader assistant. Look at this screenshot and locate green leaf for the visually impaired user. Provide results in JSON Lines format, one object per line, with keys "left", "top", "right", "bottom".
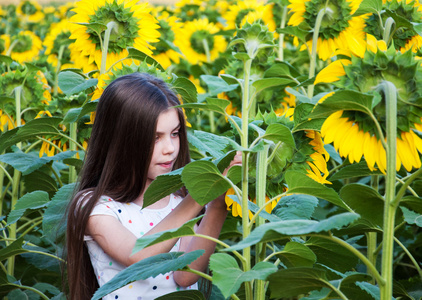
{"left": 181, "top": 161, "right": 231, "bottom": 205}
{"left": 268, "top": 267, "right": 329, "bottom": 298}
{"left": 7, "top": 191, "right": 49, "bottom": 225}
{"left": 155, "top": 290, "right": 206, "bottom": 300}
{"left": 172, "top": 77, "right": 198, "bottom": 103}
{"left": 305, "top": 237, "right": 359, "bottom": 272}
{"left": 340, "top": 184, "right": 384, "bottom": 227}
{"left": 261, "top": 123, "right": 295, "bottom": 148}
{"left": 126, "top": 47, "right": 164, "bottom": 71}
{"left": 278, "top": 26, "right": 309, "bottom": 45}
{"left": 264, "top": 61, "right": 300, "bottom": 78}
{"left": 293, "top": 103, "right": 326, "bottom": 132}
{"left": 0, "top": 151, "right": 77, "bottom": 175}
{"left": 62, "top": 100, "right": 98, "bottom": 124}
{"left": 74, "top": 22, "right": 107, "bottom": 33}
{"left": 285, "top": 171, "right": 350, "bottom": 210}
{"left": 400, "top": 207, "right": 422, "bottom": 227}
{"left": 178, "top": 98, "right": 230, "bottom": 115}
{"left": 143, "top": 168, "right": 184, "bottom": 209}
{"left": 272, "top": 194, "right": 318, "bottom": 220}
{"left": 43, "top": 183, "right": 76, "bottom": 243}
{"left": 92, "top": 251, "right": 204, "bottom": 300}
{"left": 355, "top": 281, "right": 382, "bottom": 300}
{"left": 23, "top": 170, "right": 58, "bottom": 197}
{"left": 252, "top": 78, "right": 295, "bottom": 95}
{"left": 227, "top": 195, "right": 281, "bottom": 222}
{"left": 133, "top": 217, "right": 200, "bottom": 254}
{"left": 277, "top": 242, "right": 316, "bottom": 268}
{"left": 210, "top": 253, "right": 277, "bottom": 298}
{"left": 0, "top": 238, "right": 29, "bottom": 262}
{"left": 188, "top": 131, "right": 232, "bottom": 158}
{"left": 200, "top": 75, "right": 239, "bottom": 96}
{"left": 0, "top": 118, "right": 62, "bottom": 153}
{"left": 308, "top": 90, "right": 374, "bottom": 119}
{"left": 224, "top": 212, "right": 360, "bottom": 251}
{"left": 0, "top": 54, "right": 13, "bottom": 65}
{"left": 354, "top": 0, "right": 382, "bottom": 15}
{"left": 329, "top": 161, "right": 383, "bottom": 181}
{"left": 58, "top": 71, "right": 98, "bottom": 96}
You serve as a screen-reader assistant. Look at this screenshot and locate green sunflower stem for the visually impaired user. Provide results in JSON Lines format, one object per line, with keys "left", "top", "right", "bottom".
{"left": 241, "top": 58, "right": 253, "bottom": 300}
{"left": 308, "top": 7, "right": 330, "bottom": 98}
{"left": 254, "top": 144, "right": 270, "bottom": 300}
{"left": 69, "top": 122, "right": 78, "bottom": 183}
{"left": 383, "top": 17, "right": 395, "bottom": 46}
{"left": 277, "top": 5, "right": 288, "bottom": 61}
{"left": 54, "top": 45, "right": 66, "bottom": 97}
{"left": 379, "top": 81, "right": 398, "bottom": 300}
{"left": 7, "top": 86, "right": 23, "bottom": 277}
{"left": 5, "top": 39, "right": 19, "bottom": 57}
{"left": 100, "top": 21, "right": 118, "bottom": 75}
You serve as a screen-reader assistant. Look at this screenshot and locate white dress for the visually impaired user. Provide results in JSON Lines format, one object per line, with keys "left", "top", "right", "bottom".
{"left": 84, "top": 194, "right": 198, "bottom": 300}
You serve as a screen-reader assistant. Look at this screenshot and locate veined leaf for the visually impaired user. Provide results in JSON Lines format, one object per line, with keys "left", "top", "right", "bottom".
{"left": 261, "top": 123, "right": 295, "bottom": 148}
{"left": 178, "top": 98, "right": 230, "bottom": 115}
{"left": 329, "top": 161, "right": 383, "bottom": 180}
{"left": 143, "top": 168, "right": 184, "bottom": 209}
{"left": 200, "top": 75, "right": 239, "bottom": 96}
{"left": 126, "top": 47, "right": 164, "bottom": 71}
{"left": 182, "top": 161, "right": 231, "bottom": 205}
{"left": 210, "top": 253, "right": 277, "bottom": 298}
{"left": 172, "top": 76, "right": 197, "bottom": 103}
{"left": 92, "top": 251, "right": 204, "bottom": 300}
{"left": 7, "top": 191, "right": 49, "bottom": 225}
{"left": 277, "top": 242, "right": 316, "bottom": 268}
{"left": 188, "top": 131, "right": 233, "bottom": 158}
{"left": 58, "top": 71, "right": 98, "bottom": 96}
{"left": 0, "top": 238, "right": 29, "bottom": 262}
{"left": 224, "top": 212, "right": 360, "bottom": 251}
{"left": 62, "top": 100, "right": 98, "bottom": 124}
{"left": 400, "top": 207, "right": 422, "bottom": 227}
{"left": 355, "top": 0, "right": 382, "bottom": 15}
{"left": 252, "top": 78, "right": 295, "bottom": 95}
{"left": 272, "top": 194, "right": 318, "bottom": 220}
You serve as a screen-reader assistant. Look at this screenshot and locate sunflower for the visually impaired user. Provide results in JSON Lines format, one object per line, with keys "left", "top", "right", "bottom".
{"left": 176, "top": 18, "right": 227, "bottom": 65}
{"left": 314, "top": 39, "right": 422, "bottom": 172}
{"left": 0, "top": 109, "right": 15, "bottom": 132}
{"left": 16, "top": 0, "right": 44, "bottom": 23}
{"left": 223, "top": 0, "right": 267, "bottom": 30}
{"left": 174, "top": 0, "right": 207, "bottom": 21}
{"left": 69, "top": 43, "right": 98, "bottom": 74}
{"left": 275, "top": 88, "right": 296, "bottom": 120}
{"left": 44, "top": 20, "right": 74, "bottom": 69}
{"left": 305, "top": 130, "right": 331, "bottom": 184}
{"left": 151, "top": 12, "right": 183, "bottom": 69}
{"left": 287, "top": 0, "right": 367, "bottom": 60}
{"left": 0, "top": 34, "right": 10, "bottom": 55}
{"left": 8, "top": 30, "right": 42, "bottom": 63}
{"left": 364, "top": 0, "right": 422, "bottom": 54}
{"left": 69, "top": 0, "right": 160, "bottom": 71}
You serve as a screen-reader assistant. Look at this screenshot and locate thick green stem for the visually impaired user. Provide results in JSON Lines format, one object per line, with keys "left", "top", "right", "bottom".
{"left": 254, "top": 144, "right": 269, "bottom": 300}
{"left": 379, "top": 81, "right": 397, "bottom": 300}
{"left": 383, "top": 17, "right": 395, "bottom": 46}
{"left": 277, "top": 6, "right": 288, "bottom": 61}
{"left": 69, "top": 122, "right": 78, "bottom": 183}
{"left": 100, "top": 21, "right": 118, "bottom": 75}
{"left": 7, "top": 86, "right": 23, "bottom": 276}
{"left": 307, "top": 7, "right": 331, "bottom": 98}
{"left": 241, "top": 58, "right": 253, "bottom": 299}
{"left": 366, "top": 232, "right": 377, "bottom": 284}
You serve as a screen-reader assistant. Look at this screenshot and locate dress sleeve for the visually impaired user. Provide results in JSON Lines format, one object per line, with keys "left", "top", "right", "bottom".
{"left": 84, "top": 196, "right": 119, "bottom": 241}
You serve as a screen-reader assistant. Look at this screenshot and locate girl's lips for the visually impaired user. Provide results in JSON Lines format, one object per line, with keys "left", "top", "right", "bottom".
{"left": 158, "top": 161, "right": 174, "bottom": 168}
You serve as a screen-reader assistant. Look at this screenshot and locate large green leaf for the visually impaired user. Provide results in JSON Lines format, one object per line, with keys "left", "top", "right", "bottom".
{"left": 252, "top": 78, "right": 295, "bottom": 95}
{"left": 305, "top": 237, "right": 359, "bottom": 272}
{"left": 268, "top": 267, "right": 329, "bottom": 298}
{"left": 400, "top": 207, "right": 422, "bottom": 227}
{"left": 181, "top": 161, "right": 231, "bottom": 205}
{"left": 329, "top": 162, "right": 383, "bottom": 181}
{"left": 224, "top": 212, "right": 360, "bottom": 251}
{"left": 42, "top": 183, "right": 76, "bottom": 243}
{"left": 133, "top": 217, "right": 200, "bottom": 254}
{"left": 209, "top": 253, "right": 277, "bottom": 298}
{"left": 277, "top": 242, "right": 316, "bottom": 268}
{"left": 126, "top": 47, "right": 164, "bottom": 71}
{"left": 23, "top": 169, "right": 58, "bottom": 197}
{"left": 155, "top": 290, "right": 206, "bottom": 299}
{"left": 0, "top": 151, "right": 77, "bottom": 175}
{"left": 293, "top": 103, "right": 326, "bottom": 132}
{"left": 62, "top": 100, "right": 98, "bottom": 124}
{"left": 200, "top": 75, "right": 239, "bottom": 96}
{"left": 0, "top": 238, "right": 29, "bottom": 262}
{"left": 188, "top": 131, "right": 234, "bottom": 158}
{"left": 309, "top": 90, "right": 375, "bottom": 119}
{"left": 340, "top": 184, "right": 384, "bottom": 227}
{"left": 261, "top": 123, "right": 295, "bottom": 148}
{"left": 172, "top": 77, "right": 198, "bottom": 103}
{"left": 285, "top": 171, "right": 350, "bottom": 210}
{"left": 0, "top": 117, "right": 62, "bottom": 153}
{"left": 143, "top": 168, "right": 184, "bottom": 208}
{"left": 7, "top": 191, "right": 49, "bottom": 225}
{"left": 272, "top": 194, "right": 318, "bottom": 220}
{"left": 355, "top": 281, "right": 382, "bottom": 300}
{"left": 178, "top": 98, "right": 230, "bottom": 116}
{"left": 91, "top": 251, "right": 204, "bottom": 300}
{"left": 58, "top": 71, "right": 98, "bottom": 96}
{"left": 354, "top": 0, "right": 382, "bottom": 15}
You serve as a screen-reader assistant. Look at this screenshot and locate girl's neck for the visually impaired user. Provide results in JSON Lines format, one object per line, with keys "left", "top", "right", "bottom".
{"left": 133, "top": 188, "right": 170, "bottom": 209}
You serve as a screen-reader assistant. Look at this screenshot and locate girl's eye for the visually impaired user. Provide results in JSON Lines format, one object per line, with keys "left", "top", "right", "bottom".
{"left": 171, "top": 132, "right": 179, "bottom": 137}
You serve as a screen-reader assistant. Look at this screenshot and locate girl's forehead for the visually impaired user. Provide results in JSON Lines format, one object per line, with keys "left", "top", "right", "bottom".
{"left": 156, "top": 108, "right": 180, "bottom": 132}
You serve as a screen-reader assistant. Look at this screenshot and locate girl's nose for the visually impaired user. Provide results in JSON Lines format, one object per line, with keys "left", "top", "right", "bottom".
{"left": 163, "top": 137, "right": 175, "bottom": 154}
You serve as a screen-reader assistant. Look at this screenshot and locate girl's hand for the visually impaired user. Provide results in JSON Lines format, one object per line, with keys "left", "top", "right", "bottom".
{"left": 222, "top": 151, "right": 243, "bottom": 177}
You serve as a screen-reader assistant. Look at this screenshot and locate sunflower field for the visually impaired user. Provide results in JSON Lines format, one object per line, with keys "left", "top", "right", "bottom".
{"left": 0, "top": 0, "right": 422, "bottom": 299}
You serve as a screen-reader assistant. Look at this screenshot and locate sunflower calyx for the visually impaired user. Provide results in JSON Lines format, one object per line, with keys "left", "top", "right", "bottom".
{"left": 229, "top": 22, "right": 275, "bottom": 62}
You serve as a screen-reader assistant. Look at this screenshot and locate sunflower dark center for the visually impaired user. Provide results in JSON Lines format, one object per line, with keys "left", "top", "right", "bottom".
{"left": 190, "top": 30, "right": 214, "bottom": 54}
{"left": 303, "top": 0, "right": 352, "bottom": 39}
{"left": 13, "top": 34, "right": 33, "bottom": 52}
{"left": 88, "top": 1, "right": 140, "bottom": 54}
{"left": 154, "top": 19, "right": 175, "bottom": 53}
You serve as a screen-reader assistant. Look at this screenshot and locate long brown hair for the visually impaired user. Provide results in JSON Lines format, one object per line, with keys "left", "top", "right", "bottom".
{"left": 65, "top": 73, "right": 190, "bottom": 299}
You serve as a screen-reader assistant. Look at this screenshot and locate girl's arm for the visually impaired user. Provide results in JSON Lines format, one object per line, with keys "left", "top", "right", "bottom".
{"left": 86, "top": 194, "right": 204, "bottom": 267}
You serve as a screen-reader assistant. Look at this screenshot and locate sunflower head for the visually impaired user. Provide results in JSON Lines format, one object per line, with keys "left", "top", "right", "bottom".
{"left": 9, "top": 30, "right": 42, "bottom": 63}
{"left": 44, "top": 20, "right": 73, "bottom": 68}
{"left": 16, "top": 0, "right": 44, "bottom": 23}
{"left": 230, "top": 22, "right": 275, "bottom": 61}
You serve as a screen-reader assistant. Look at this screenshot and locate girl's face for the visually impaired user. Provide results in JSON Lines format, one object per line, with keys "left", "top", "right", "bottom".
{"left": 147, "top": 108, "right": 181, "bottom": 186}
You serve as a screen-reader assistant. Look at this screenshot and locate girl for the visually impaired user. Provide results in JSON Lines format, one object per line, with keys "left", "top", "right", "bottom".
{"left": 66, "top": 73, "right": 241, "bottom": 299}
